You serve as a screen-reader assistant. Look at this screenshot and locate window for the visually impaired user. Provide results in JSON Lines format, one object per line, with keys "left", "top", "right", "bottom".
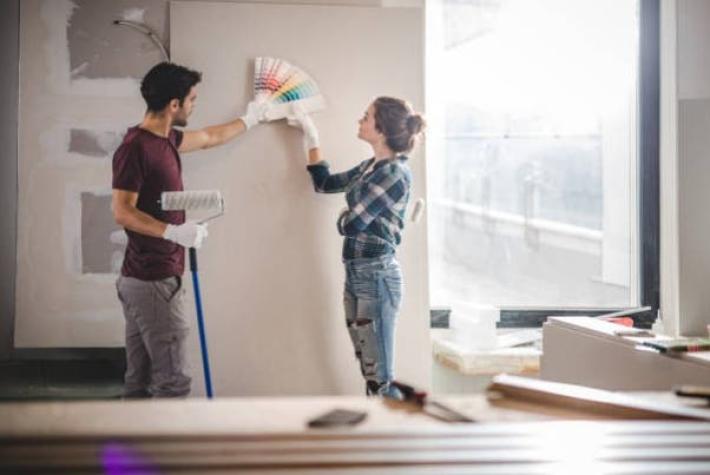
{"left": 426, "top": 0, "right": 659, "bottom": 327}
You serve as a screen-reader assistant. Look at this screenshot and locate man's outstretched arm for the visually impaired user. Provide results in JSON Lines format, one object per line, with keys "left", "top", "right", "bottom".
{"left": 178, "top": 101, "right": 269, "bottom": 153}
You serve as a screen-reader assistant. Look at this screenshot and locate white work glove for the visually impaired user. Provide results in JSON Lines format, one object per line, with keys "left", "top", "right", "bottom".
{"left": 286, "top": 105, "right": 320, "bottom": 150}
{"left": 240, "top": 100, "right": 270, "bottom": 130}
{"left": 163, "top": 221, "right": 209, "bottom": 249}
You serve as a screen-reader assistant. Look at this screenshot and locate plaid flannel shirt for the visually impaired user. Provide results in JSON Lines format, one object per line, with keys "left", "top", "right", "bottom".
{"left": 306, "top": 156, "right": 412, "bottom": 259}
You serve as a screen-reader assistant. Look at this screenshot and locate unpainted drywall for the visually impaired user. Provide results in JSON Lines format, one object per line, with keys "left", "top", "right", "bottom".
{"left": 15, "top": 0, "right": 152, "bottom": 348}
{"left": 171, "top": 1, "right": 429, "bottom": 396}
{"left": 68, "top": 0, "right": 168, "bottom": 79}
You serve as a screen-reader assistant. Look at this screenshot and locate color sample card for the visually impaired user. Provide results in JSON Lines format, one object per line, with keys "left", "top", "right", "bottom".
{"left": 253, "top": 57, "right": 326, "bottom": 120}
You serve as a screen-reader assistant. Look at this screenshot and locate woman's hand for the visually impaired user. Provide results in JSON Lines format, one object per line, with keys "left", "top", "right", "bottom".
{"left": 286, "top": 105, "right": 320, "bottom": 150}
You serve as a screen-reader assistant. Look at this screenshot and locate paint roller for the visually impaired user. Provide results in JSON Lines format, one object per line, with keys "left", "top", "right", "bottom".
{"left": 161, "top": 190, "right": 225, "bottom": 223}
{"left": 161, "top": 190, "right": 224, "bottom": 399}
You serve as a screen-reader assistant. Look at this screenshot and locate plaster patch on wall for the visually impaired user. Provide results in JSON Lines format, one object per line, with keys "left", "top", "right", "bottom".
{"left": 67, "top": 0, "right": 167, "bottom": 81}
{"left": 122, "top": 7, "right": 146, "bottom": 23}
{"left": 40, "top": 123, "right": 128, "bottom": 164}
{"left": 41, "top": 0, "right": 139, "bottom": 96}
{"left": 69, "top": 128, "right": 123, "bottom": 158}
{"left": 70, "top": 61, "right": 89, "bottom": 78}
{"left": 81, "top": 191, "right": 124, "bottom": 274}
{"left": 39, "top": 124, "right": 71, "bottom": 165}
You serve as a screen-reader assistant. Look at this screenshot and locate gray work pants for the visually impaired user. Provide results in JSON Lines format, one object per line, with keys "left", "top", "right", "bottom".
{"left": 116, "top": 275, "right": 191, "bottom": 398}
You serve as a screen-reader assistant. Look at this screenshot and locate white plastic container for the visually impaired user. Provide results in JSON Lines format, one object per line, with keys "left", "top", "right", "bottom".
{"left": 448, "top": 302, "right": 500, "bottom": 350}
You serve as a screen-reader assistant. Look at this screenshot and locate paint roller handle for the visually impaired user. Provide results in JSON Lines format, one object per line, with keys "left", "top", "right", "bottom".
{"left": 189, "top": 247, "right": 198, "bottom": 272}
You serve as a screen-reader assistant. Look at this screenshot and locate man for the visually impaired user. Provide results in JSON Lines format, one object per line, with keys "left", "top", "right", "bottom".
{"left": 112, "top": 62, "right": 267, "bottom": 397}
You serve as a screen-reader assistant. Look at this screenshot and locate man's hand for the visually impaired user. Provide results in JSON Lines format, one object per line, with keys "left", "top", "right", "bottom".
{"left": 240, "top": 100, "right": 271, "bottom": 130}
{"left": 163, "top": 221, "right": 209, "bottom": 249}
{"left": 286, "top": 105, "right": 320, "bottom": 150}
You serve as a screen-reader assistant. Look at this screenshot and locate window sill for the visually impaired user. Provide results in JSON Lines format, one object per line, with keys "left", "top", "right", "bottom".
{"left": 431, "top": 329, "right": 541, "bottom": 376}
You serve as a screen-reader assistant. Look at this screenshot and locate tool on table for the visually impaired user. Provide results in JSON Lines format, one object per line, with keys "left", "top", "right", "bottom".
{"left": 643, "top": 338, "right": 710, "bottom": 353}
{"left": 674, "top": 385, "right": 710, "bottom": 403}
{"left": 389, "top": 380, "right": 475, "bottom": 423}
{"left": 593, "top": 306, "right": 652, "bottom": 327}
{"left": 307, "top": 408, "right": 368, "bottom": 428}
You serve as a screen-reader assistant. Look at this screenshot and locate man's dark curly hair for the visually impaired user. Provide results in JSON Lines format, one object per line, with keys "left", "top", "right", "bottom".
{"left": 140, "top": 62, "right": 202, "bottom": 112}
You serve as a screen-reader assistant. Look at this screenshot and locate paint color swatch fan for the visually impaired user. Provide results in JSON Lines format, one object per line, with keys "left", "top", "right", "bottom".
{"left": 254, "top": 56, "right": 326, "bottom": 121}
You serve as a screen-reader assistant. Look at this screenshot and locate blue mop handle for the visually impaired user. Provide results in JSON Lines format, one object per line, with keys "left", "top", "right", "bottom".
{"left": 189, "top": 247, "right": 213, "bottom": 399}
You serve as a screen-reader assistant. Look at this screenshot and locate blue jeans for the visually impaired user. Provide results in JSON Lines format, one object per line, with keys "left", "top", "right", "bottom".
{"left": 343, "top": 254, "right": 403, "bottom": 398}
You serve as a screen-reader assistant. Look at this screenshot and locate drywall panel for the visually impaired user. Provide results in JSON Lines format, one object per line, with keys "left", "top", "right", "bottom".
{"left": 171, "top": 1, "right": 429, "bottom": 396}
{"left": 14, "top": 0, "right": 146, "bottom": 348}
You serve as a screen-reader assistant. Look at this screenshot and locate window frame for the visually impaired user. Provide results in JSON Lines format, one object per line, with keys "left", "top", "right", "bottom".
{"left": 489, "top": 0, "right": 660, "bottom": 329}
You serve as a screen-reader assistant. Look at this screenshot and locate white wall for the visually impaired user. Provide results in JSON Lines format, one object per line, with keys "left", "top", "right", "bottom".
{"left": 662, "top": 0, "right": 710, "bottom": 337}
{"left": 170, "top": 1, "right": 429, "bottom": 396}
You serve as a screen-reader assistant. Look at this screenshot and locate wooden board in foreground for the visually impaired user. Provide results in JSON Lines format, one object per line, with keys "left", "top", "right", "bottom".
{"left": 487, "top": 373, "right": 710, "bottom": 420}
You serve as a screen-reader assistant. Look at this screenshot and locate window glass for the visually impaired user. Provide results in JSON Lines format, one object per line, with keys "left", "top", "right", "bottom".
{"left": 427, "top": 0, "right": 639, "bottom": 309}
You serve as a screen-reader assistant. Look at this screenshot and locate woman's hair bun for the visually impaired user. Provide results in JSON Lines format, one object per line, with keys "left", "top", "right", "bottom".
{"left": 373, "top": 96, "right": 425, "bottom": 153}
{"left": 406, "top": 114, "right": 425, "bottom": 135}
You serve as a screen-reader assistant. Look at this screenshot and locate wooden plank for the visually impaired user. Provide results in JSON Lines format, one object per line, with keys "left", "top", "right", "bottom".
{"left": 3, "top": 395, "right": 710, "bottom": 472}
{"left": 3, "top": 423, "right": 710, "bottom": 472}
{"left": 488, "top": 374, "right": 710, "bottom": 420}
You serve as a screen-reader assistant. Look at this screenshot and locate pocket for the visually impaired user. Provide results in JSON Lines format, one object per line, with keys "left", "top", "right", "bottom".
{"left": 152, "top": 277, "right": 182, "bottom": 303}
{"left": 382, "top": 273, "right": 402, "bottom": 308}
{"left": 115, "top": 278, "right": 124, "bottom": 303}
{"left": 349, "top": 269, "right": 381, "bottom": 299}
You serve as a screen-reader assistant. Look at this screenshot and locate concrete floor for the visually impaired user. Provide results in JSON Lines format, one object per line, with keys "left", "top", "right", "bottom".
{"left": 0, "top": 359, "right": 123, "bottom": 400}
{"left": 0, "top": 344, "right": 482, "bottom": 400}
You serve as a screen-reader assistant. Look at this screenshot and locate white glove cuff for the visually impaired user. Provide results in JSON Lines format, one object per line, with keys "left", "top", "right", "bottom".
{"left": 304, "top": 132, "right": 320, "bottom": 150}
{"left": 240, "top": 114, "right": 256, "bottom": 130}
{"left": 163, "top": 223, "right": 177, "bottom": 241}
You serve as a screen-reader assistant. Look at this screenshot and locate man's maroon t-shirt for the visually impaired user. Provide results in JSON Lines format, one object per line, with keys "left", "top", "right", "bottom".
{"left": 112, "top": 126, "right": 186, "bottom": 281}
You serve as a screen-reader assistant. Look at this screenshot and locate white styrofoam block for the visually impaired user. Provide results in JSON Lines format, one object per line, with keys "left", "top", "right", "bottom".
{"left": 449, "top": 302, "right": 499, "bottom": 351}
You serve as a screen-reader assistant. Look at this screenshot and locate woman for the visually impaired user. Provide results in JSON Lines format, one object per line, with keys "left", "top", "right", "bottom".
{"left": 289, "top": 97, "right": 425, "bottom": 398}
